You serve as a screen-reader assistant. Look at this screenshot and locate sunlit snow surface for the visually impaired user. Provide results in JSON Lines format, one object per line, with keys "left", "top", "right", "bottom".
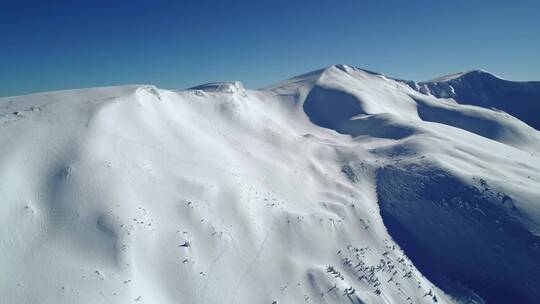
{"left": 1, "top": 65, "right": 539, "bottom": 303}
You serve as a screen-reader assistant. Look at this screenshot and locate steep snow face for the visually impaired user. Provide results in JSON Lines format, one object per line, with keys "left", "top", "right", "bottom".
{"left": 1, "top": 65, "right": 540, "bottom": 304}
{"left": 407, "top": 70, "right": 540, "bottom": 130}
{"left": 377, "top": 165, "right": 540, "bottom": 304}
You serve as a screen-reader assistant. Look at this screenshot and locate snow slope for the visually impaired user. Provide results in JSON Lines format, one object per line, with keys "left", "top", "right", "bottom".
{"left": 1, "top": 65, "right": 539, "bottom": 304}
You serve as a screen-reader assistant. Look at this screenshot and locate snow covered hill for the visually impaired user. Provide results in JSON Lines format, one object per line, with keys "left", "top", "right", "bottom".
{"left": 1, "top": 65, "right": 539, "bottom": 304}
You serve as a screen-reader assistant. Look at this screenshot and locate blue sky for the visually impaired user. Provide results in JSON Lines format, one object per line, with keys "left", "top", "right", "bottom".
{"left": 1, "top": 0, "right": 539, "bottom": 96}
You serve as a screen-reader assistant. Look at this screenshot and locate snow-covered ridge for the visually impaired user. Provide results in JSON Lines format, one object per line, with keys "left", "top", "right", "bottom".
{"left": 401, "top": 68, "right": 540, "bottom": 129}
{"left": 189, "top": 81, "right": 245, "bottom": 94}
{"left": 421, "top": 69, "right": 503, "bottom": 83}
{"left": 1, "top": 65, "right": 540, "bottom": 304}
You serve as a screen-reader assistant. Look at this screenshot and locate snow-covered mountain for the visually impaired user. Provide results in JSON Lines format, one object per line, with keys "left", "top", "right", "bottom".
{"left": 1, "top": 65, "right": 539, "bottom": 304}
{"left": 403, "top": 70, "right": 540, "bottom": 130}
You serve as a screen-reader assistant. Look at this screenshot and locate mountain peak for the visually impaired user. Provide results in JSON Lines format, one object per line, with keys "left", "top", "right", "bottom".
{"left": 324, "top": 64, "right": 383, "bottom": 77}
{"left": 422, "top": 69, "right": 501, "bottom": 83}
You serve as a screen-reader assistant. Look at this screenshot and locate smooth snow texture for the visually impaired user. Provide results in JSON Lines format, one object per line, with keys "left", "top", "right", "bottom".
{"left": 1, "top": 65, "right": 539, "bottom": 304}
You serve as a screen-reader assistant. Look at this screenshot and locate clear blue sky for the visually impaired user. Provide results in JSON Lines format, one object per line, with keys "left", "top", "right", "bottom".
{"left": 1, "top": 0, "right": 539, "bottom": 96}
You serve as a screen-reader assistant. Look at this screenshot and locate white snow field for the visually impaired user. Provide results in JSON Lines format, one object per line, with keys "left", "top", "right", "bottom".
{"left": 1, "top": 65, "right": 539, "bottom": 304}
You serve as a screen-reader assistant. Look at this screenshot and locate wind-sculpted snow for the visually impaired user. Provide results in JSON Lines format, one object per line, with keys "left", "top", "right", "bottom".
{"left": 303, "top": 86, "right": 366, "bottom": 131}
{"left": 1, "top": 65, "right": 539, "bottom": 304}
